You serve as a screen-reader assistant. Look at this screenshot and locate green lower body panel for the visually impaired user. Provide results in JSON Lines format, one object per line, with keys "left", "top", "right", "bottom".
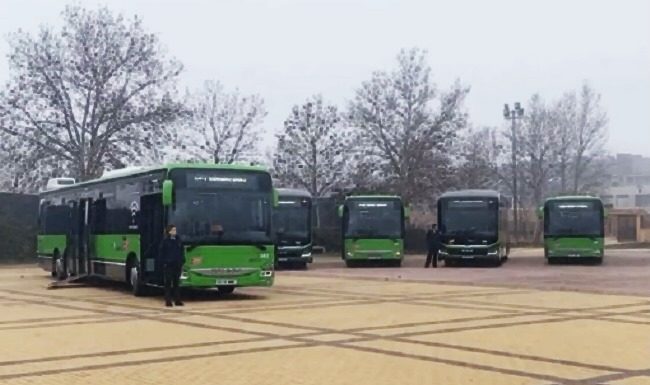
{"left": 344, "top": 238, "right": 403, "bottom": 260}
{"left": 181, "top": 245, "right": 275, "bottom": 288}
{"left": 545, "top": 237, "right": 604, "bottom": 258}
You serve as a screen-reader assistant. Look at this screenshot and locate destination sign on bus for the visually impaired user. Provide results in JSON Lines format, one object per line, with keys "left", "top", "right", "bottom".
{"left": 181, "top": 170, "right": 271, "bottom": 191}
{"left": 352, "top": 201, "right": 399, "bottom": 210}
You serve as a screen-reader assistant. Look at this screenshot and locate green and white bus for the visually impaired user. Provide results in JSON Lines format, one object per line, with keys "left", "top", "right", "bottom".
{"left": 541, "top": 196, "right": 605, "bottom": 264}
{"left": 273, "top": 188, "right": 313, "bottom": 269}
{"left": 37, "top": 163, "right": 276, "bottom": 295}
{"left": 437, "top": 190, "right": 510, "bottom": 267}
{"left": 339, "top": 195, "right": 407, "bottom": 268}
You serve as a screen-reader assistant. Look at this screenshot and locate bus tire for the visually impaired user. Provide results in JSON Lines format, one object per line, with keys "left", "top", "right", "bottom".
{"left": 127, "top": 258, "right": 146, "bottom": 297}
{"left": 218, "top": 286, "right": 235, "bottom": 295}
{"left": 345, "top": 260, "right": 356, "bottom": 268}
{"left": 547, "top": 257, "right": 559, "bottom": 265}
{"left": 54, "top": 250, "right": 66, "bottom": 280}
{"left": 296, "top": 261, "right": 308, "bottom": 270}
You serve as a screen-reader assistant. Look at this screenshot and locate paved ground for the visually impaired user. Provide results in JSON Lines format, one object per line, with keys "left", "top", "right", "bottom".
{"left": 1, "top": 248, "right": 649, "bottom": 385}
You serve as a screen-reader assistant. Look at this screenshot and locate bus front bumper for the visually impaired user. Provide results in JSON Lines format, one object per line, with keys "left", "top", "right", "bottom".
{"left": 546, "top": 249, "right": 603, "bottom": 258}
{"left": 179, "top": 268, "right": 274, "bottom": 288}
{"left": 345, "top": 251, "right": 402, "bottom": 260}
{"left": 276, "top": 248, "right": 313, "bottom": 264}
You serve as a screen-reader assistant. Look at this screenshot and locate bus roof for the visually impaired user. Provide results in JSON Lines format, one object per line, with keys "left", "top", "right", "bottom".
{"left": 41, "top": 162, "right": 270, "bottom": 196}
{"left": 439, "top": 189, "right": 501, "bottom": 199}
{"left": 276, "top": 188, "right": 312, "bottom": 198}
{"left": 544, "top": 195, "right": 602, "bottom": 203}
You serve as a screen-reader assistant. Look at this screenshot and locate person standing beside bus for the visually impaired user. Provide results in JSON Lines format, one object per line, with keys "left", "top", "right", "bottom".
{"left": 159, "top": 225, "right": 185, "bottom": 307}
{"left": 424, "top": 224, "right": 440, "bottom": 268}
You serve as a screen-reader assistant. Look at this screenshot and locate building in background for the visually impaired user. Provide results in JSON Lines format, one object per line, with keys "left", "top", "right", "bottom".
{"left": 601, "top": 153, "right": 650, "bottom": 209}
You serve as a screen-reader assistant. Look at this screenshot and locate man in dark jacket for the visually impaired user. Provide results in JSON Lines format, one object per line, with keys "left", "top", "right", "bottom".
{"left": 424, "top": 224, "right": 440, "bottom": 268}
{"left": 159, "top": 224, "right": 185, "bottom": 307}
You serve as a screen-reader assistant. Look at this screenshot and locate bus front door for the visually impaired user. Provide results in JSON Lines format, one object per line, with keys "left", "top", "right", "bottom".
{"left": 139, "top": 193, "right": 164, "bottom": 284}
{"left": 66, "top": 198, "right": 92, "bottom": 277}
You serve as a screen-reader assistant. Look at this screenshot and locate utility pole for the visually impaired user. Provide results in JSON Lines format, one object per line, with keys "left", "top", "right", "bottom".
{"left": 503, "top": 102, "right": 524, "bottom": 242}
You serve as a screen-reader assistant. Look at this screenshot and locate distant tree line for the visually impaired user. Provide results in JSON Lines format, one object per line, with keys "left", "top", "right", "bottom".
{"left": 0, "top": 4, "right": 608, "bottom": 217}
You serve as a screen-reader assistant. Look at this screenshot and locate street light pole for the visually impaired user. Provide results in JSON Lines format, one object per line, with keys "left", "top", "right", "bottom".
{"left": 503, "top": 102, "right": 524, "bottom": 242}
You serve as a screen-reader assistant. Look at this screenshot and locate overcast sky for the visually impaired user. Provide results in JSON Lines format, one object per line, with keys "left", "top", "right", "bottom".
{"left": 1, "top": 0, "right": 648, "bottom": 156}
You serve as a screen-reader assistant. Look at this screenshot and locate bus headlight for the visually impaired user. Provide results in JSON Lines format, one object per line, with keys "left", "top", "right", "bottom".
{"left": 180, "top": 272, "right": 188, "bottom": 280}
{"left": 395, "top": 251, "right": 401, "bottom": 256}
{"left": 346, "top": 252, "right": 353, "bottom": 257}
{"left": 260, "top": 270, "right": 273, "bottom": 277}
{"left": 487, "top": 249, "right": 499, "bottom": 256}
{"left": 301, "top": 251, "right": 312, "bottom": 258}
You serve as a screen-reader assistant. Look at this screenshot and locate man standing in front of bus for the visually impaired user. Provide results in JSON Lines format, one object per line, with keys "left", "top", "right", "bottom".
{"left": 160, "top": 225, "right": 184, "bottom": 307}
{"left": 424, "top": 224, "right": 440, "bottom": 268}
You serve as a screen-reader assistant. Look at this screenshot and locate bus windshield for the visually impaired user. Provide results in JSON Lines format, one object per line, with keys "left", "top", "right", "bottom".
{"left": 273, "top": 198, "right": 311, "bottom": 245}
{"left": 546, "top": 201, "right": 603, "bottom": 237}
{"left": 440, "top": 198, "right": 498, "bottom": 241}
{"left": 170, "top": 169, "right": 273, "bottom": 245}
{"left": 345, "top": 200, "right": 402, "bottom": 239}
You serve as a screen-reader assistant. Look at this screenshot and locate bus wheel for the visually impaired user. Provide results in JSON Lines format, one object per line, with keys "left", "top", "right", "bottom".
{"left": 345, "top": 260, "right": 356, "bottom": 268}
{"left": 547, "top": 257, "right": 558, "bottom": 265}
{"left": 128, "top": 260, "right": 146, "bottom": 297}
{"left": 54, "top": 252, "right": 66, "bottom": 280}
{"left": 296, "top": 261, "right": 308, "bottom": 270}
{"left": 218, "top": 286, "right": 235, "bottom": 295}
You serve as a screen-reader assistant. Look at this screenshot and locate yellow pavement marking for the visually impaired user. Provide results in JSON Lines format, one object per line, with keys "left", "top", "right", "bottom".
{"left": 416, "top": 318, "right": 650, "bottom": 370}
{"left": 347, "top": 339, "right": 611, "bottom": 381}
{"left": 0, "top": 319, "right": 251, "bottom": 363}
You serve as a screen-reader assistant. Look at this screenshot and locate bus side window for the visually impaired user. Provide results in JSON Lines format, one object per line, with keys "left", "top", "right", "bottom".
{"left": 93, "top": 199, "right": 107, "bottom": 234}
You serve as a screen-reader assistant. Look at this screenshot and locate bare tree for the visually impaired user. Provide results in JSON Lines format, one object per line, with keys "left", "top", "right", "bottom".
{"left": 551, "top": 93, "right": 577, "bottom": 194}
{"left": 0, "top": 5, "right": 183, "bottom": 191}
{"left": 571, "top": 84, "right": 608, "bottom": 193}
{"left": 164, "top": 81, "right": 266, "bottom": 164}
{"left": 455, "top": 126, "right": 502, "bottom": 190}
{"left": 518, "top": 94, "right": 558, "bottom": 207}
{"left": 348, "top": 48, "right": 468, "bottom": 204}
{"left": 273, "top": 95, "right": 352, "bottom": 198}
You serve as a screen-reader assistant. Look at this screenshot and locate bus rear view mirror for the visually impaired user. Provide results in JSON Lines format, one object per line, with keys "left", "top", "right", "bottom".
{"left": 338, "top": 205, "right": 343, "bottom": 217}
{"left": 162, "top": 180, "right": 173, "bottom": 207}
{"left": 404, "top": 205, "right": 411, "bottom": 219}
{"left": 536, "top": 205, "right": 543, "bottom": 219}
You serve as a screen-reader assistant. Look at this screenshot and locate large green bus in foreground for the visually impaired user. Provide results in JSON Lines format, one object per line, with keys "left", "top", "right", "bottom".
{"left": 273, "top": 188, "right": 313, "bottom": 269}
{"left": 37, "top": 163, "right": 276, "bottom": 295}
{"left": 437, "top": 190, "right": 510, "bottom": 267}
{"left": 541, "top": 196, "right": 605, "bottom": 264}
{"left": 339, "top": 195, "right": 406, "bottom": 267}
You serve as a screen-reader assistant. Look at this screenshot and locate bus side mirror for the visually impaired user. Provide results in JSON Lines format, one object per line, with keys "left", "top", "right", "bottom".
{"left": 404, "top": 205, "right": 411, "bottom": 219}
{"left": 536, "top": 206, "right": 543, "bottom": 219}
{"left": 273, "top": 189, "right": 279, "bottom": 207}
{"left": 604, "top": 208, "right": 609, "bottom": 218}
{"left": 162, "top": 180, "right": 173, "bottom": 207}
{"left": 337, "top": 205, "right": 343, "bottom": 218}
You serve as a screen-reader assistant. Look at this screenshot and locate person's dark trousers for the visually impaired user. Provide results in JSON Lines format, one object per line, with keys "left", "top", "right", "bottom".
{"left": 424, "top": 248, "right": 438, "bottom": 268}
{"left": 163, "top": 263, "right": 183, "bottom": 306}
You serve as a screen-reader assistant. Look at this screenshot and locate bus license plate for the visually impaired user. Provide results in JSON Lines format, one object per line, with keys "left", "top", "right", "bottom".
{"left": 216, "top": 279, "right": 237, "bottom": 285}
